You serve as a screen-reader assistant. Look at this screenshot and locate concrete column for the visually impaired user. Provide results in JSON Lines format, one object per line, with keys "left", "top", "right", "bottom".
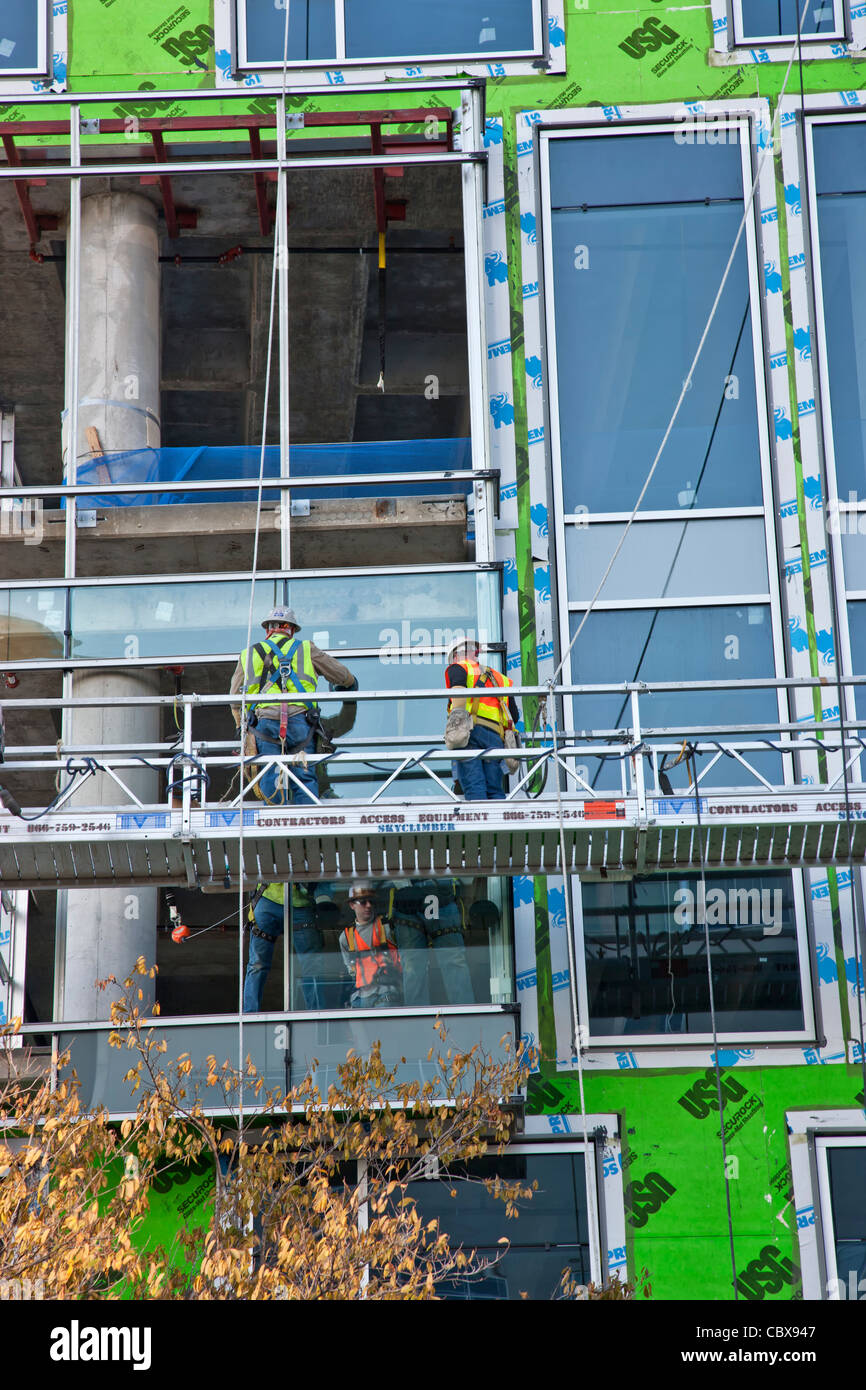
{"left": 61, "top": 193, "right": 162, "bottom": 1022}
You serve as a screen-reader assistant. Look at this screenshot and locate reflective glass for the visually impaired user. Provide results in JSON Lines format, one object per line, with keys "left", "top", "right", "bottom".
{"left": 827, "top": 1146, "right": 866, "bottom": 1291}
{"left": 0, "top": 588, "right": 66, "bottom": 662}
{"left": 280, "top": 877, "right": 512, "bottom": 1013}
{"left": 564, "top": 519, "right": 769, "bottom": 602}
{"left": 582, "top": 870, "right": 804, "bottom": 1037}
{"left": 549, "top": 132, "right": 745, "bottom": 209}
{"left": 0, "top": 1, "right": 40, "bottom": 70}
{"left": 69, "top": 579, "right": 278, "bottom": 659}
{"left": 549, "top": 137, "right": 763, "bottom": 514}
{"left": 813, "top": 130, "right": 866, "bottom": 499}
{"left": 739, "top": 0, "right": 838, "bottom": 39}
{"left": 567, "top": 605, "right": 782, "bottom": 789}
{"left": 846, "top": 600, "right": 866, "bottom": 722}
{"left": 61, "top": 1012, "right": 519, "bottom": 1109}
{"left": 345, "top": 0, "right": 535, "bottom": 60}
{"left": 813, "top": 122, "right": 866, "bottom": 197}
{"left": 68, "top": 570, "right": 497, "bottom": 660}
{"left": 405, "top": 1152, "right": 590, "bottom": 1298}
{"left": 243, "top": 0, "right": 336, "bottom": 63}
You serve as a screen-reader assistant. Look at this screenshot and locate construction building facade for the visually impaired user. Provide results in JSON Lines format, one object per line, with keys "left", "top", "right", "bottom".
{"left": 1, "top": 0, "right": 865, "bottom": 1300}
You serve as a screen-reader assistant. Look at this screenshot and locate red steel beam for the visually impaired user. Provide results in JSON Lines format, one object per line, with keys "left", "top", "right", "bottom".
{"left": 149, "top": 130, "right": 179, "bottom": 238}
{"left": 1, "top": 133, "right": 59, "bottom": 248}
{"left": 248, "top": 128, "right": 273, "bottom": 236}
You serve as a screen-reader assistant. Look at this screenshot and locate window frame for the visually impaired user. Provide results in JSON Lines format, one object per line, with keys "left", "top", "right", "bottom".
{"left": 571, "top": 866, "right": 818, "bottom": 1049}
{"left": 537, "top": 115, "right": 790, "bottom": 784}
{"left": 403, "top": 1124, "right": 624, "bottom": 1293}
{"left": 730, "top": 0, "right": 848, "bottom": 48}
{"left": 788, "top": 1108, "right": 866, "bottom": 1300}
{"left": 232, "top": 0, "right": 546, "bottom": 74}
{"left": 0, "top": 0, "right": 50, "bottom": 79}
{"left": 709, "top": 0, "right": 865, "bottom": 60}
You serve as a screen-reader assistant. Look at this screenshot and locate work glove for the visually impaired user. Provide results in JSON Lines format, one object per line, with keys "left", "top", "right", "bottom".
{"left": 343, "top": 676, "right": 359, "bottom": 692}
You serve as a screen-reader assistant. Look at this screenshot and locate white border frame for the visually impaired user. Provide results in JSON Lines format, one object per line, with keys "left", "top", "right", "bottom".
{"left": 0, "top": 0, "right": 65, "bottom": 95}
{"left": 215, "top": 0, "right": 566, "bottom": 88}
{"left": 788, "top": 1107, "right": 866, "bottom": 1299}
{"left": 709, "top": 0, "right": 866, "bottom": 62}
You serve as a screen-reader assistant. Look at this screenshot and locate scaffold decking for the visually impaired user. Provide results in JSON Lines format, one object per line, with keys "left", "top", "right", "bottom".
{"left": 1, "top": 792, "right": 865, "bottom": 889}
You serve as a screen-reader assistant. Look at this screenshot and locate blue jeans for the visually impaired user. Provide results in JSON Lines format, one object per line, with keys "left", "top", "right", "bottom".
{"left": 243, "top": 897, "right": 325, "bottom": 1012}
{"left": 254, "top": 714, "right": 317, "bottom": 805}
{"left": 395, "top": 904, "right": 474, "bottom": 1006}
{"left": 454, "top": 724, "right": 506, "bottom": 801}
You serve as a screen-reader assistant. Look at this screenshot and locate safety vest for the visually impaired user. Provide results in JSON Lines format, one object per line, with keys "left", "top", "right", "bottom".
{"left": 343, "top": 917, "right": 401, "bottom": 991}
{"left": 446, "top": 660, "right": 513, "bottom": 730}
{"left": 261, "top": 883, "right": 314, "bottom": 909}
{"left": 241, "top": 635, "right": 318, "bottom": 710}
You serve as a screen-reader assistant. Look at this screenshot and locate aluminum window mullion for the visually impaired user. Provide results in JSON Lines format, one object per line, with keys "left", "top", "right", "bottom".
{"left": 334, "top": 0, "right": 346, "bottom": 62}
{"left": 566, "top": 594, "right": 773, "bottom": 610}
{"left": 563, "top": 507, "right": 766, "bottom": 524}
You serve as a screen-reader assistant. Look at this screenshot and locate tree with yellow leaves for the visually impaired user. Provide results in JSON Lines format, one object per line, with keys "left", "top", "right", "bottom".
{"left": 1, "top": 960, "right": 538, "bottom": 1300}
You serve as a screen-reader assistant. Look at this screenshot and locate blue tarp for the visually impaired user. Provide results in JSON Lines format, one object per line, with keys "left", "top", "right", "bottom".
{"left": 73, "top": 439, "right": 473, "bottom": 507}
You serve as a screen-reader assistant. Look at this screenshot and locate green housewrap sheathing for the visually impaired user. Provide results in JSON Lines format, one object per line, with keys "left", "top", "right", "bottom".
{"left": 528, "top": 1065, "right": 866, "bottom": 1301}
{"left": 8, "top": 2, "right": 866, "bottom": 1300}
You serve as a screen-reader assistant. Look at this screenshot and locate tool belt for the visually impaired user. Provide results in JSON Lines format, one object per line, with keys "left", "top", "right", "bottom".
{"left": 250, "top": 923, "right": 280, "bottom": 944}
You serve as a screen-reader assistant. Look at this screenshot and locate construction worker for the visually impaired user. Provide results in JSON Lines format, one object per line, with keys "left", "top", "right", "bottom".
{"left": 445, "top": 637, "right": 519, "bottom": 801}
{"left": 230, "top": 606, "right": 357, "bottom": 805}
{"left": 389, "top": 878, "right": 474, "bottom": 1006}
{"left": 339, "top": 881, "right": 402, "bottom": 1008}
{"left": 243, "top": 881, "right": 335, "bottom": 1012}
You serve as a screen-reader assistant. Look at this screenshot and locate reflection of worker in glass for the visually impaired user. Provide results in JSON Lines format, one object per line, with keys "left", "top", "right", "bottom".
{"left": 389, "top": 878, "right": 474, "bottom": 1006}
{"left": 339, "top": 881, "right": 402, "bottom": 1008}
{"left": 243, "top": 881, "right": 333, "bottom": 1012}
{"left": 315, "top": 686, "right": 358, "bottom": 799}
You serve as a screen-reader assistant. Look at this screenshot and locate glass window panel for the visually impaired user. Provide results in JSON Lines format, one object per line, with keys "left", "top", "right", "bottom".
{"left": 813, "top": 133, "right": 866, "bottom": 499}
{"left": 0, "top": 0, "right": 41, "bottom": 71}
{"left": 345, "top": 0, "right": 535, "bottom": 60}
{"left": 405, "top": 1152, "right": 590, "bottom": 1298}
{"left": 813, "top": 122, "right": 866, "bottom": 197}
{"left": 846, "top": 600, "right": 866, "bottom": 723}
{"left": 243, "top": 0, "right": 336, "bottom": 63}
{"left": 69, "top": 579, "right": 278, "bottom": 659}
{"left": 285, "top": 569, "right": 500, "bottom": 653}
{"left": 738, "top": 0, "right": 838, "bottom": 39}
{"left": 565, "top": 519, "right": 769, "bottom": 602}
{"left": 0, "top": 588, "right": 66, "bottom": 662}
{"left": 68, "top": 571, "right": 497, "bottom": 660}
{"left": 567, "top": 606, "right": 781, "bottom": 791}
{"left": 549, "top": 132, "right": 745, "bottom": 210}
{"left": 551, "top": 206, "right": 761, "bottom": 514}
{"left": 840, "top": 531, "right": 866, "bottom": 591}
{"left": 548, "top": 136, "right": 763, "bottom": 514}
{"left": 273, "top": 877, "right": 512, "bottom": 1013}
{"left": 827, "top": 1146, "right": 866, "bottom": 1290}
{"left": 582, "top": 870, "right": 804, "bottom": 1037}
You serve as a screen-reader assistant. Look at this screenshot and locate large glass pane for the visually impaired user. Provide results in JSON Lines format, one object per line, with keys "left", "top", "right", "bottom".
{"left": 827, "top": 1146, "right": 866, "bottom": 1291}
{"left": 0, "top": 588, "right": 66, "bottom": 661}
{"left": 568, "top": 605, "right": 782, "bottom": 790}
{"left": 345, "top": 0, "right": 535, "bottom": 60}
{"left": 68, "top": 570, "right": 496, "bottom": 660}
{"left": 813, "top": 126, "right": 866, "bottom": 499}
{"left": 739, "top": 0, "right": 838, "bottom": 40}
{"left": 565, "top": 519, "right": 769, "bottom": 602}
{"left": 582, "top": 870, "right": 804, "bottom": 1037}
{"left": 243, "top": 0, "right": 336, "bottom": 63}
{"left": 0, "top": 0, "right": 41, "bottom": 71}
{"left": 846, "top": 601, "right": 866, "bottom": 723}
{"left": 405, "top": 1152, "right": 590, "bottom": 1298}
{"left": 549, "top": 135, "right": 763, "bottom": 513}
{"left": 69, "top": 579, "right": 278, "bottom": 659}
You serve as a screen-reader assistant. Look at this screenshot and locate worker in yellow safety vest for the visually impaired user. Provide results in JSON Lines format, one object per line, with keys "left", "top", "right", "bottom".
{"left": 444, "top": 636, "right": 519, "bottom": 800}
{"left": 339, "top": 881, "right": 402, "bottom": 1008}
{"left": 230, "top": 606, "right": 357, "bottom": 805}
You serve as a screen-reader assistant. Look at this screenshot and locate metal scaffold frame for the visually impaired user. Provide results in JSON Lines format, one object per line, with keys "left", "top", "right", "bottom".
{"left": 2, "top": 676, "right": 866, "bottom": 889}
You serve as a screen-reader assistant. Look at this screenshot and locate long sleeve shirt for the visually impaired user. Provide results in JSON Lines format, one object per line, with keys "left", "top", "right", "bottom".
{"left": 445, "top": 663, "right": 520, "bottom": 725}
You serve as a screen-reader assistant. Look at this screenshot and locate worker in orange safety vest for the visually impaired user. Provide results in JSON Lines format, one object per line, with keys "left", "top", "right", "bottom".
{"left": 339, "top": 881, "right": 402, "bottom": 1008}
{"left": 445, "top": 636, "right": 520, "bottom": 800}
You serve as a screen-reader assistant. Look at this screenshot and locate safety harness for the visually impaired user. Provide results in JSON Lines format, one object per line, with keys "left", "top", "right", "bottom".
{"left": 249, "top": 634, "right": 318, "bottom": 744}
{"left": 342, "top": 917, "right": 402, "bottom": 992}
